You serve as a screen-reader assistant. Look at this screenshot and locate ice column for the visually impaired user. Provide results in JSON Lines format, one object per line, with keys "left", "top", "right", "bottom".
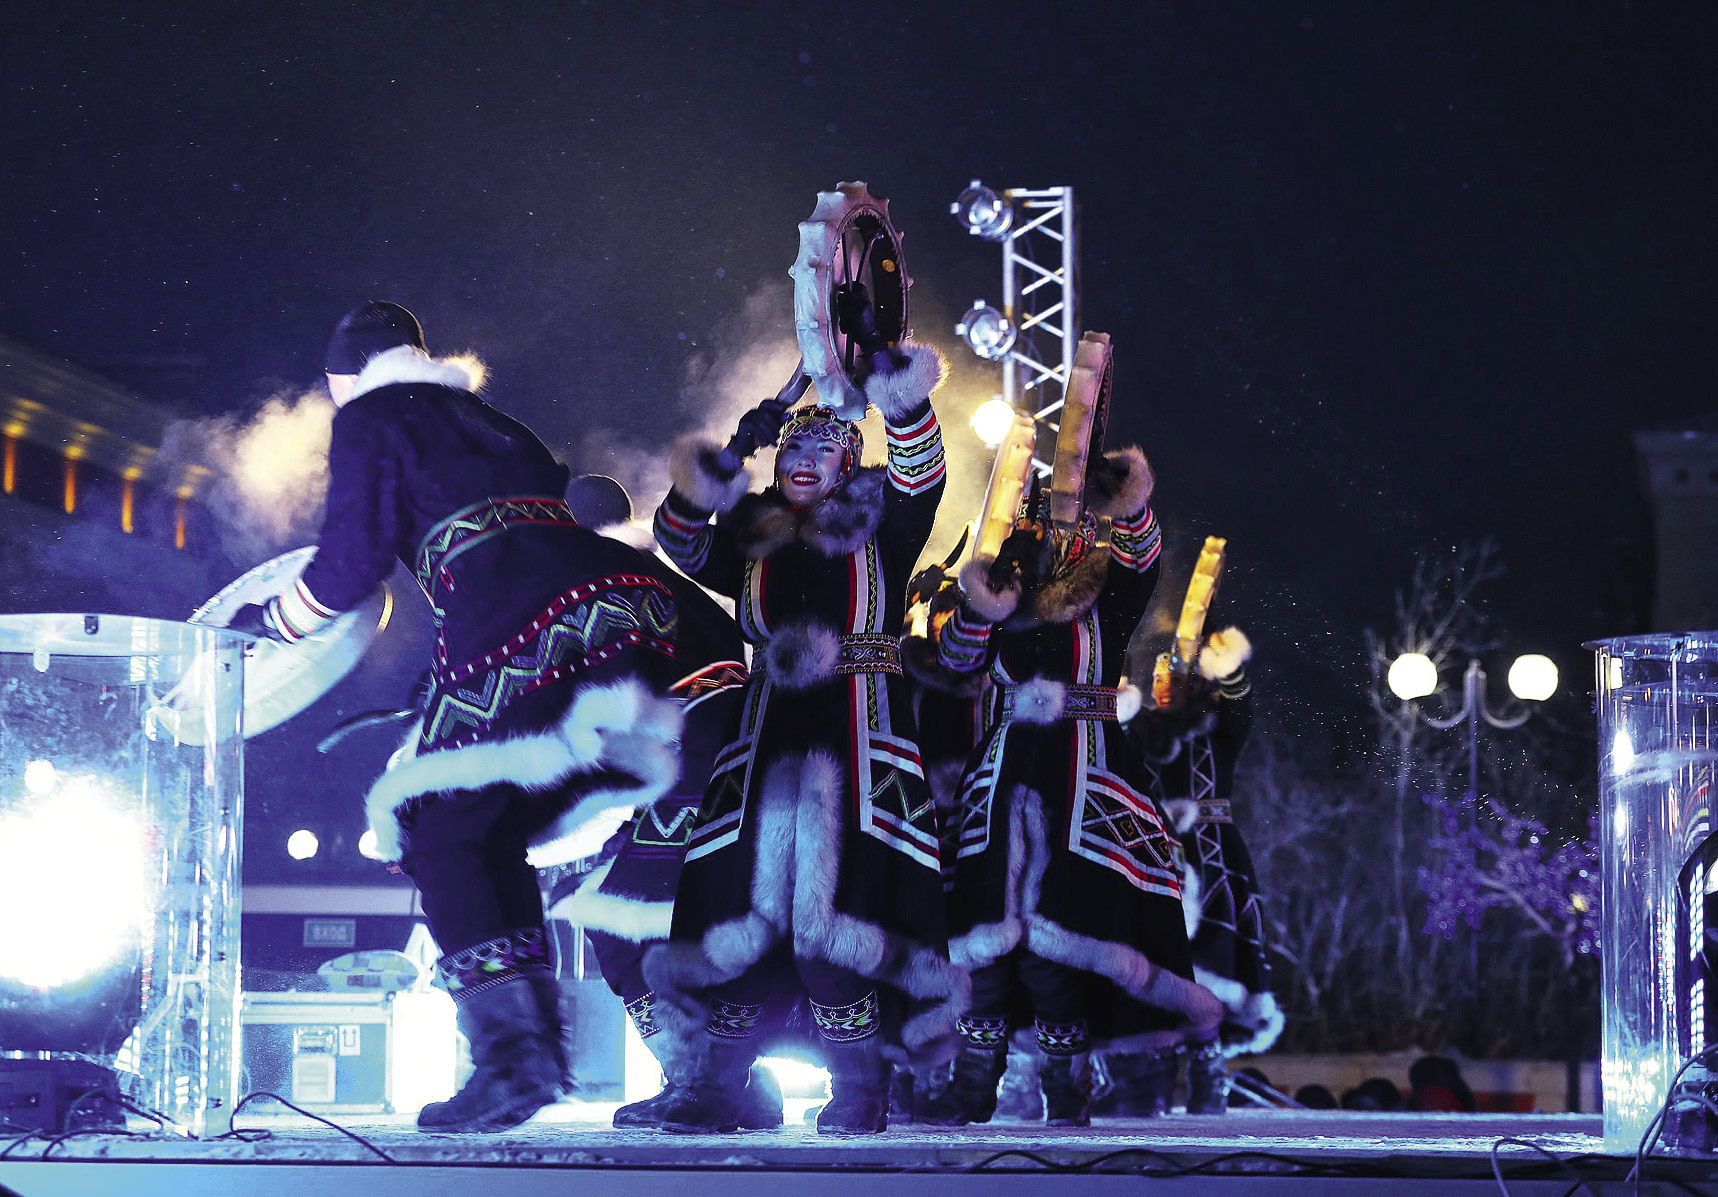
{"left": 0, "top": 614, "right": 245, "bottom": 1138}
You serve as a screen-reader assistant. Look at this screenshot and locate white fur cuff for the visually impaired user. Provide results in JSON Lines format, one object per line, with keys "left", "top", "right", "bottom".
{"left": 865, "top": 342, "right": 948, "bottom": 422}
{"left": 669, "top": 436, "right": 751, "bottom": 514}
{"left": 1086, "top": 445, "right": 1154, "bottom": 518}
{"left": 1196, "top": 626, "right": 1252, "bottom": 681}
{"left": 958, "top": 556, "right": 1020, "bottom": 622}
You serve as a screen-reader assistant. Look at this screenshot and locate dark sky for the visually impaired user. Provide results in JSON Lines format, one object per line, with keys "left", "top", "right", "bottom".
{"left": 2, "top": 2, "right": 1714, "bottom": 867}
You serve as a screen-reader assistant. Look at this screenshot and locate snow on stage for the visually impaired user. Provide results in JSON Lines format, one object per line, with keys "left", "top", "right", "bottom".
{"left": 0, "top": 1103, "right": 1680, "bottom": 1196}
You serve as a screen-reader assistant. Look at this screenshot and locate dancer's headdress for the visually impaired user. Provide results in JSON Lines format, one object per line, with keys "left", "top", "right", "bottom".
{"left": 778, "top": 406, "right": 863, "bottom": 479}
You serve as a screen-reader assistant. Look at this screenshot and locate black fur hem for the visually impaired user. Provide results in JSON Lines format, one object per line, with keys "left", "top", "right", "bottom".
{"left": 727, "top": 467, "right": 885, "bottom": 559}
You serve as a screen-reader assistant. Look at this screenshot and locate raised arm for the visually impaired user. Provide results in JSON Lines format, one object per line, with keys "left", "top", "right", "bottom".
{"left": 1090, "top": 446, "right": 1163, "bottom": 636}
{"left": 652, "top": 436, "right": 755, "bottom": 599}
{"left": 865, "top": 341, "right": 949, "bottom": 562}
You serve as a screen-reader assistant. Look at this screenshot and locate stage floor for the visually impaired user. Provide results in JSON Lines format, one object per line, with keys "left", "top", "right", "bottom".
{"left": 1, "top": 1100, "right": 1712, "bottom": 1195}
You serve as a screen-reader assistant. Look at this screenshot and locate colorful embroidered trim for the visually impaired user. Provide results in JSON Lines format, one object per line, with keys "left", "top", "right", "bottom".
{"left": 811, "top": 991, "right": 881, "bottom": 1043}
{"left": 414, "top": 496, "right": 580, "bottom": 598}
{"left": 706, "top": 999, "right": 765, "bottom": 1040}
{"left": 885, "top": 406, "right": 945, "bottom": 495}
{"left": 625, "top": 991, "right": 659, "bottom": 1040}
{"left": 956, "top": 1015, "right": 1011, "bottom": 1050}
{"left": 1000, "top": 682, "right": 1118, "bottom": 723}
{"left": 1034, "top": 1017, "right": 1090, "bottom": 1056}
{"left": 1108, "top": 503, "right": 1161, "bottom": 573}
{"left": 436, "top": 927, "right": 552, "bottom": 1001}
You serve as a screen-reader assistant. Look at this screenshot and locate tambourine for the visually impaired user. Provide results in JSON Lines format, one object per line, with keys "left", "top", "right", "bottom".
{"left": 789, "top": 181, "right": 910, "bottom": 420}
{"left": 152, "top": 547, "right": 391, "bottom": 744}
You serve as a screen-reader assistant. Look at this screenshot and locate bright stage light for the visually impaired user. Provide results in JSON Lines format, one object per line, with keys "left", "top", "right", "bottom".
{"left": 358, "top": 828, "right": 383, "bottom": 860}
{"left": 956, "top": 302, "right": 1016, "bottom": 362}
{"left": 1507, "top": 653, "right": 1559, "bottom": 702}
{"left": 970, "top": 397, "right": 1020, "bottom": 448}
{"left": 23, "top": 759, "right": 57, "bottom": 794}
{"left": 1387, "top": 652, "right": 1439, "bottom": 701}
{"left": 286, "top": 829, "right": 320, "bottom": 860}
{"left": 0, "top": 784, "right": 148, "bottom": 989}
{"left": 951, "top": 180, "right": 1013, "bottom": 241}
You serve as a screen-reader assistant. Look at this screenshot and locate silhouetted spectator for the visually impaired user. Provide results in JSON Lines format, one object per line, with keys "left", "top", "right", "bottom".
{"left": 1294, "top": 1083, "right": 1337, "bottom": 1109}
{"left": 1407, "top": 1055, "right": 1477, "bottom": 1112}
{"left": 1341, "top": 1076, "right": 1404, "bottom": 1110}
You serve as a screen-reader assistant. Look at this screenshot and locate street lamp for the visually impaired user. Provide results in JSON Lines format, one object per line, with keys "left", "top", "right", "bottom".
{"left": 1387, "top": 651, "right": 1560, "bottom": 798}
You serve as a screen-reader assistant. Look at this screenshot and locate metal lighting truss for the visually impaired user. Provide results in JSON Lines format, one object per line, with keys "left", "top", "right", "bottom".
{"left": 996, "top": 186, "right": 1077, "bottom": 473}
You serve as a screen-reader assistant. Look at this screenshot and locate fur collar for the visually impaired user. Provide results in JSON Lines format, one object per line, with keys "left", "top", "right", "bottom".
{"left": 351, "top": 345, "right": 482, "bottom": 401}
{"left": 725, "top": 466, "right": 885, "bottom": 559}
{"left": 1005, "top": 546, "right": 1111, "bottom": 627}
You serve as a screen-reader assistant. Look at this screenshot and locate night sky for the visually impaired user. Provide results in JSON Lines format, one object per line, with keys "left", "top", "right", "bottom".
{"left": 3, "top": 3, "right": 1714, "bottom": 870}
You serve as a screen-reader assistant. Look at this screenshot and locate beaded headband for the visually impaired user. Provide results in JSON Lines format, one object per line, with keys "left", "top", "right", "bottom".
{"left": 778, "top": 407, "right": 863, "bottom": 478}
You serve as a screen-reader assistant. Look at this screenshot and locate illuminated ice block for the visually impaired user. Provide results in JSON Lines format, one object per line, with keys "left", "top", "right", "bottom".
{"left": 1591, "top": 632, "right": 1718, "bottom": 1152}
{"left": 0, "top": 614, "right": 246, "bottom": 1137}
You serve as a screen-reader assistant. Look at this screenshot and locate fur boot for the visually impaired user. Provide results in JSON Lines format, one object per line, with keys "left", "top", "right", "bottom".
{"left": 415, "top": 978, "right": 564, "bottom": 1133}
{"left": 1039, "top": 1052, "right": 1093, "bottom": 1127}
{"left": 918, "top": 1044, "right": 1008, "bottom": 1126}
{"left": 1184, "top": 1035, "right": 1229, "bottom": 1115}
{"left": 816, "top": 1037, "right": 892, "bottom": 1136}
{"left": 1090, "top": 1044, "right": 1179, "bottom": 1118}
{"left": 654, "top": 1036, "right": 756, "bottom": 1134}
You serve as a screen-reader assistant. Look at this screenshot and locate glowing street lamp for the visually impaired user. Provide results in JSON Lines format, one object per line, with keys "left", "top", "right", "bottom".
{"left": 1386, "top": 651, "right": 1560, "bottom": 798}
{"left": 286, "top": 829, "right": 320, "bottom": 861}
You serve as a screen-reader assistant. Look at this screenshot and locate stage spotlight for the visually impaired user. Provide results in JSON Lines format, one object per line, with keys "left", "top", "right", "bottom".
{"left": 0, "top": 782, "right": 147, "bottom": 990}
{"left": 951, "top": 180, "right": 1012, "bottom": 241}
{"left": 957, "top": 302, "right": 1016, "bottom": 362}
{"left": 358, "top": 828, "right": 383, "bottom": 860}
{"left": 287, "top": 829, "right": 320, "bottom": 860}
{"left": 970, "top": 397, "right": 1020, "bottom": 448}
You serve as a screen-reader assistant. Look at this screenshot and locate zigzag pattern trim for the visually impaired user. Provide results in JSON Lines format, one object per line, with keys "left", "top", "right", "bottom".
{"left": 885, "top": 408, "right": 946, "bottom": 494}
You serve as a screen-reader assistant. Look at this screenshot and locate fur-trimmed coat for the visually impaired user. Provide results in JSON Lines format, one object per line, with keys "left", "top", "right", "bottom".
{"left": 290, "top": 346, "right": 707, "bottom": 865}
{"left": 643, "top": 346, "right": 968, "bottom": 1064}
{"left": 1129, "top": 664, "right": 1281, "bottom": 1056}
{"left": 936, "top": 481, "right": 1224, "bottom": 1047}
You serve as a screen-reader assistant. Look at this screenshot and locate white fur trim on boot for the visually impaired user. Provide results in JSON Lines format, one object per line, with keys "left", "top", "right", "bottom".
{"left": 958, "top": 556, "right": 1020, "bottom": 622}
{"left": 863, "top": 342, "right": 948, "bottom": 422}
{"left": 1196, "top": 627, "right": 1252, "bottom": 681}
{"left": 669, "top": 435, "right": 752, "bottom": 514}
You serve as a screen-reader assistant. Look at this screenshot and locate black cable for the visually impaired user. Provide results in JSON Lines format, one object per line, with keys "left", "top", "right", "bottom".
{"left": 1488, "top": 1137, "right": 1600, "bottom": 1197}
{"left": 0, "top": 1132, "right": 46, "bottom": 1160}
{"left": 222, "top": 1091, "right": 396, "bottom": 1164}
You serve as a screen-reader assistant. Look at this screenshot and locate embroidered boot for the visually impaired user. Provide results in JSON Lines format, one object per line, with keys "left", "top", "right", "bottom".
{"left": 918, "top": 1045, "right": 1009, "bottom": 1126}
{"left": 612, "top": 997, "right": 690, "bottom": 1129}
{"left": 1095, "top": 1043, "right": 1180, "bottom": 1117}
{"left": 1039, "top": 1052, "right": 1092, "bottom": 1127}
{"left": 416, "top": 977, "right": 565, "bottom": 1132}
{"left": 1184, "top": 1035, "right": 1229, "bottom": 1114}
{"left": 740, "top": 1061, "right": 785, "bottom": 1130}
{"left": 816, "top": 1034, "right": 892, "bottom": 1136}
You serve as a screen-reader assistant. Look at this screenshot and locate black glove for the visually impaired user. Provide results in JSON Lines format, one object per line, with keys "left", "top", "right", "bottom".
{"left": 721, "top": 397, "right": 792, "bottom": 468}
{"left": 227, "top": 601, "right": 287, "bottom": 642}
{"left": 834, "top": 282, "right": 902, "bottom": 373}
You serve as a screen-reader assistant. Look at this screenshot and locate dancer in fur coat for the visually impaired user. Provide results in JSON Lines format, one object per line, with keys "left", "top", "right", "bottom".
{"left": 920, "top": 449, "right": 1223, "bottom": 1127}
{"left": 642, "top": 328, "right": 966, "bottom": 1136}
{"left": 1115, "top": 626, "right": 1281, "bottom": 1114}
{"left": 229, "top": 302, "right": 698, "bottom": 1134}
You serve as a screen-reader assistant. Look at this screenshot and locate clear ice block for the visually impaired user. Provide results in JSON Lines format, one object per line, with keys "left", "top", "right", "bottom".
{"left": 0, "top": 614, "right": 245, "bottom": 1137}
{"left": 1591, "top": 632, "right": 1718, "bottom": 1152}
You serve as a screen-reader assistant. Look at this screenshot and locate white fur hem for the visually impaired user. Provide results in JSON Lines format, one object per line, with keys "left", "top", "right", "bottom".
{"left": 552, "top": 858, "right": 675, "bottom": 942}
{"left": 350, "top": 345, "right": 480, "bottom": 399}
{"left": 364, "top": 678, "right": 684, "bottom": 862}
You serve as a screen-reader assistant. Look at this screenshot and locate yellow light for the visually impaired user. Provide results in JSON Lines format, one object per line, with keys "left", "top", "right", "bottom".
{"left": 970, "top": 397, "right": 1019, "bottom": 448}
{"left": 120, "top": 477, "right": 135, "bottom": 534}
{"left": 1387, "top": 652, "right": 1439, "bottom": 701}
{"left": 2, "top": 435, "right": 14, "bottom": 495}
{"left": 174, "top": 493, "right": 188, "bottom": 550}
{"left": 62, "top": 457, "right": 77, "bottom": 514}
{"left": 1507, "top": 654, "right": 1559, "bottom": 702}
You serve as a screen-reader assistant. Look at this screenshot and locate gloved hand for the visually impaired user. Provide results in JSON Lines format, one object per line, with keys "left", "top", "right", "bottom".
{"left": 718, "top": 396, "right": 793, "bottom": 474}
{"left": 834, "top": 282, "right": 903, "bottom": 372}
{"left": 226, "top": 601, "right": 287, "bottom": 642}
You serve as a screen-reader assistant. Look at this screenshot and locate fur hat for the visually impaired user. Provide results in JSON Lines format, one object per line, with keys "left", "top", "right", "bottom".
{"left": 325, "top": 301, "right": 426, "bottom": 374}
